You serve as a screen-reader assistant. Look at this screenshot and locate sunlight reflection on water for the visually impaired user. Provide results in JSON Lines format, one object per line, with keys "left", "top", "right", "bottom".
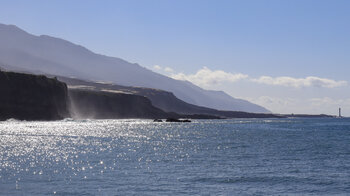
{"left": 0, "top": 118, "right": 350, "bottom": 195}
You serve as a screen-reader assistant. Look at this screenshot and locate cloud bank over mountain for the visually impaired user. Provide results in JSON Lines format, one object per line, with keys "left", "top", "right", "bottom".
{"left": 172, "top": 67, "right": 248, "bottom": 87}
{"left": 163, "top": 66, "right": 347, "bottom": 89}
{"left": 151, "top": 65, "right": 349, "bottom": 116}
{"left": 252, "top": 76, "right": 347, "bottom": 88}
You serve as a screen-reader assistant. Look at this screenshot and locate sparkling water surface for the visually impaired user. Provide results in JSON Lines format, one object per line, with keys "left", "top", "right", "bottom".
{"left": 0, "top": 118, "right": 349, "bottom": 195}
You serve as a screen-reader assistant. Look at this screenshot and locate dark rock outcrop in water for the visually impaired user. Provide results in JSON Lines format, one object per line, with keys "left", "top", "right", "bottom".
{"left": 165, "top": 118, "right": 191, "bottom": 122}
{"left": 0, "top": 71, "right": 69, "bottom": 120}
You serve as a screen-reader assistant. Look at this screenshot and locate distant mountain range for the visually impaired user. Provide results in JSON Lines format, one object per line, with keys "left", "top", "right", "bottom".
{"left": 0, "top": 23, "right": 269, "bottom": 113}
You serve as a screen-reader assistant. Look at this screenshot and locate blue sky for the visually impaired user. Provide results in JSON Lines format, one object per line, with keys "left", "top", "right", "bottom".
{"left": 1, "top": 0, "right": 349, "bottom": 115}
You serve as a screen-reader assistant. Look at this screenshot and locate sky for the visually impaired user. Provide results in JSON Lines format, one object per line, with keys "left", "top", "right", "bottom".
{"left": 0, "top": 0, "right": 349, "bottom": 116}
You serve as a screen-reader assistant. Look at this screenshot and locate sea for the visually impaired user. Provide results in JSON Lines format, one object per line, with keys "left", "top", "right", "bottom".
{"left": 0, "top": 118, "right": 349, "bottom": 195}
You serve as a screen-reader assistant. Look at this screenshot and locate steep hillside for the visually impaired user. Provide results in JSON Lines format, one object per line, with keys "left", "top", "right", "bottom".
{"left": 0, "top": 23, "right": 269, "bottom": 113}
{"left": 69, "top": 89, "right": 171, "bottom": 119}
{"left": 0, "top": 71, "right": 69, "bottom": 120}
{"left": 58, "top": 76, "right": 280, "bottom": 118}
{"left": 0, "top": 70, "right": 220, "bottom": 120}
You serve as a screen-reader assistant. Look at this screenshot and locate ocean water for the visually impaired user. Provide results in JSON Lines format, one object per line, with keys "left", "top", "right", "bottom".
{"left": 0, "top": 118, "right": 349, "bottom": 195}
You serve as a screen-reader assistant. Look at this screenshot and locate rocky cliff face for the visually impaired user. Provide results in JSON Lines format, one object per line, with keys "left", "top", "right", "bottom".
{"left": 68, "top": 89, "right": 170, "bottom": 119}
{"left": 0, "top": 70, "right": 278, "bottom": 121}
{"left": 57, "top": 76, "right": 279, "bottom": 118}
{"left": 0, "top": 71, "right": 70, "bottom": 120}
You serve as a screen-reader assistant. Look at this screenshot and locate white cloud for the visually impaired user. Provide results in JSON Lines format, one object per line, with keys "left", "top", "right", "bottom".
{"left": 245, "top": 96, "right": 298, "bottom": 113}
{"left": 152, "top": 65, "right": 174, "bottom": 73}
{"left": 171, "top": 67, "right": 248, "bottom": 87}
{"left": 164, "top": 67, "right": 174, "bottom": 73}
{"left": 153, "top": 65, "right": 162, "bottom": 70}
{"left": 252, "top": 76, "right": 347, "bottom": 88}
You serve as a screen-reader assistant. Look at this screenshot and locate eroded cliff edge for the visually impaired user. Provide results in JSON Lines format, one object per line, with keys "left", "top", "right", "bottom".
{"left": 68, "top": 89, "right": 171, "bottom": 119}
{"left": 0, "top": 71, "right": 69, "bottom": 120}
{"left": 0, "top": 70, "right": 282, "bottom": 121}
{"left": 0, "top": 70, "right": 176, "bottom": 120}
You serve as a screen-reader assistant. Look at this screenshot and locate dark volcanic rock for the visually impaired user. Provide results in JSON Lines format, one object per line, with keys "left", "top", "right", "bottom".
{"left": 165, "top": 118, "right": 191, "bottom": 122}
{"left": 0, "top": 71, "right": 70, "bottom": 120}
{"left": 0, "top": 70, "right": 254, "bottom": 121}
{"left": 68, "top": 89, "right": 171, "bottom": 119}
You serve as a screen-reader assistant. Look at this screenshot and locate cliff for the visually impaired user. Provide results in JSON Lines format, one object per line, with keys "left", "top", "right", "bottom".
{"left": 68, "top": 89, "right": 172, "bottom": 119}
{"left": 0, "top": 70, "right": 220, "bottom": 120}
{"left": 0, "top": 70, "right": 278, "bottom": 121}
{"left": 0, "top": 71, "right": 70, "bottom": 120}
{"left": 57, "top": 76, "right": 280, "bottom": 118}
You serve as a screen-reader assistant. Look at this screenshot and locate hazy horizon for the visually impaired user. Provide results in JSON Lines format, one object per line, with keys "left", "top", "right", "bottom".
{"left": 0, "top": 0, "right": 349, "bottom": 116}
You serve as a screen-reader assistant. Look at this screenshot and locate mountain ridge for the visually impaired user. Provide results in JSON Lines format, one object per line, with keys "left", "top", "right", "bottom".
{"left": 0, "top": 23, "right": 269, "bottom": 113}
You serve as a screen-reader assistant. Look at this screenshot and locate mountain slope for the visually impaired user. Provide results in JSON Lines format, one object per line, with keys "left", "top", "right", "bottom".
{"left": 0, "top": 23, "right": 269, "bottom": 113}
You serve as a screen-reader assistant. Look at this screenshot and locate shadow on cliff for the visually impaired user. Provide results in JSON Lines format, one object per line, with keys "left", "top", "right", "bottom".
{"left": 0, "top": 71, "right": 69, "bottom": 120}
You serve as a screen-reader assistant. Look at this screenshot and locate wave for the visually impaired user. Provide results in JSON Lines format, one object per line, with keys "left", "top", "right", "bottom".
{"left": 5, "top": 118, "right": 26, "bottom": 122}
